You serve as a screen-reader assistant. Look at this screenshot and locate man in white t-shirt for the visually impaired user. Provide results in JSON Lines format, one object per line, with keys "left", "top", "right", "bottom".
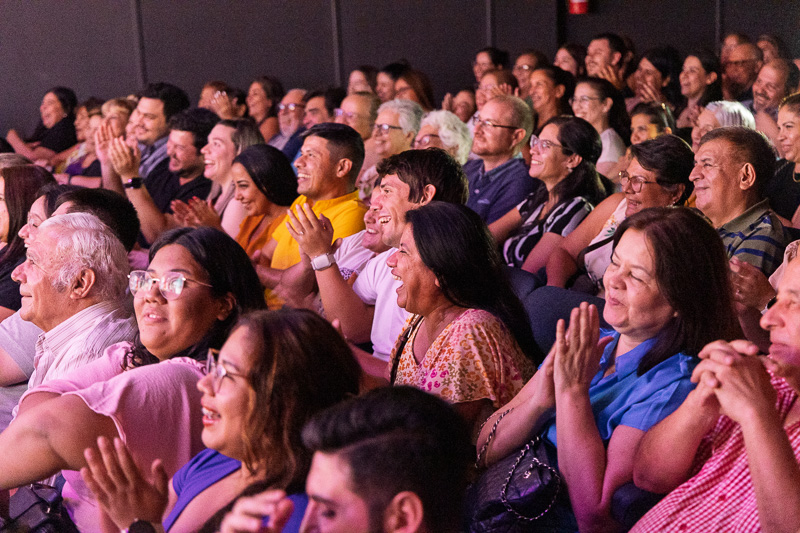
{"left": 285, "top": 149, "right": 468, "bottom": 379}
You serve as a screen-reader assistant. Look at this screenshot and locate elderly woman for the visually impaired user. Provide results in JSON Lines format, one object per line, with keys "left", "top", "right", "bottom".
{"left": 475, "top": 207, "right": 740, "bottom": 532}
{"left": 412, "top": 110, "right": 472, "bottom": 164}
{"left": 386, "top": 202, "right": 537, "bottom": 434}
{"left": 690, "top": 100, "right": 755, "bottom": 151}
{"left": 5, "top": 87, "right": 78, "bottom": 164}
{"left": 490, "top": 116, "right": 607, "bottom": 272}
{"left": 0, "top": 227, "right": 266, "bottom": 531}
{"left": 79, "top": 308, "right": 361, "bottom": 532}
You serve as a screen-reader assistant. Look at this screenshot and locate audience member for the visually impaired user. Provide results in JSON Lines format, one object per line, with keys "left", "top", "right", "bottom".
{"left": 676, "top": 49, "right": 722, "bottom": 130}
{"left": 632, "top": 255, "right": 800, "bottom": 533}
{"left": 356, "top": 99, "right": 422, "bottom": 203}
{"left": 334, "top": 92, "right": 381, "bottom": 176}
{"left": 268, "top": 89, "right": 308, "bottom": 159}
{"left": 476, "top": 207, "right": 739, "bottom": 532}
{"left": 387, "top": 202, "right": 536, "bottom": 432}
{"left": 751, "top": 58, "right": 800, "bottom": 155}
{"left": 465, "top": 94, "right": 539, "bottom": 224}
{"left": 690, "top": 99, "right": 755, "bottom": 151}
{"left": 375, "top": 61, "right": 410, "bottom": 103}
{"left": 473, "top": 46, "right": 510, "bottom": 84}
{"left": 302, "top": 87, "right": 346, "bottom": 130}
{"left": 554, "top": 43, "right": 587, "bottom": 77}
{"left": 585, "top": 33, "right": 627, "bottom": 89}
{"left": 528, "top": 66, "right": 574, "bottom": 133}
{"left": 512, "top": 49, "right": 550, "bottom": 99}
{"left": 5, "top": 87, "right": 78, "bottom": 163}
{"left": 692, "top": 127, "right": 787, "bottom": 275}
{"left": 347, "top": 65, "right": 378, "bottom": 94}
{"left": 768, "top": 93, "right": 800, "bottom": 225}
{"left": 394, "top": 69, "right": 435, "bottom": 111}
{"left": 247, "top": 76, "right": 284, "bottom": 143}
{"left": 723, "top": 42, "right": 763, "bottom": 101}
{"left": 572, "top": 77, "right": 629, "bottom": 177}
{"left": 628, "top": 47, "right": 683, "bottom": 115}
{"left": 757, "top": 33, "right": 788, "bottom": 63}
{"left": 413, "top": 110, "right": 472, "bottom": 164}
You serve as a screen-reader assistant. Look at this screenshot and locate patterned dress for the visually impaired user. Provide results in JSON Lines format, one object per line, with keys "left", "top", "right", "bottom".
{"left": 390, "top": 308, "right": 533, "bottom": 408}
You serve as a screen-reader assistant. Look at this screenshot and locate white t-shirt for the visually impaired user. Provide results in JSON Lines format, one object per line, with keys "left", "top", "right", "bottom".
{"left": 598, "top": 128, "right": 626, "bottom": 164}
{"left": 352, "top": 249, "right": 410, "bottom": 361}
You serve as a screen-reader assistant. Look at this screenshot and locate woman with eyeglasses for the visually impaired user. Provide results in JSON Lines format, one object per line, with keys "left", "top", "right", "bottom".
{"left": 571, "top": 77, "right": 630, "bottom": 178}
{"left": 78, "top": 309, "right": 361, "bottom": 532}
{"left": 489, "top": 116, "right": 607, "bottom": 273}
{"left": 0, "top": 227, "right": 266, "bottom": 531}
{"left": 545, "top": 134, "right": 694, "bottom": 298}
{"left": 412, "top": 110, "right": 472, "bottom": 164}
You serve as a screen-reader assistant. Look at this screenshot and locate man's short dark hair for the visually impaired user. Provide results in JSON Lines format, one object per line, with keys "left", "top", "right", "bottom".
{"left": 55, "top": 189, "right": 141, "bottom": 252}
{"left": 478, "top": 46, "right": 510, "bottom": 69}
{"left": 591, "top": 32, "right": 627, "bottom": 58}
{"left": 301, "top": 123, "right": 365, "bottom": 183}
{"left": 302, "top": 386, "right": 472, "bottom": 533}
{"left": 376, "top": 148, "right": 468, "bottom": 205}
{"left": 769, "top": 58, "right": 800, "bottom": 97}
{"left": 139, "top": 82, "right": 190, "bottom": 121}
{"left": 304, "top": 87, "right": 347, "bottom": 117}
{"left": 168, "top": 108, "right": 220, "bottom": 151}
{"left": 701, "top": 126, "right": 776, "bottom": 196}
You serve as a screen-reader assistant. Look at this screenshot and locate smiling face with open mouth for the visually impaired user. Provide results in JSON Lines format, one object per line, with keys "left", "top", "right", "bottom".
{"left": 372, "top": 173, "right": 419, "bottom": 248}
{"left": 201, "top": 124, "right": 237, "bottom": 183}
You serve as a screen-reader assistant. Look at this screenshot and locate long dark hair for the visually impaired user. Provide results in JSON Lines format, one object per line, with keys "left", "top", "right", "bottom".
{"left": 629, "top": 134, "right": 694, "bottom": 205}
{"left": 406, "top": 202, "right": 541, "bottom": 364}
{"left": 577, "top": 77, "right": 631, "bottom": 143}
{"left": 0, "top": 165, "right": 55, "bottom": 265}
{"left": 685, "top": 49, "right": 722, "bottom": 108}
{"left": 539, "top": 116, "right": 607, "bottom": 211}
{"left": 611, "top": 207, "right": 739, "bottom": 375}
{"left": 639, "top": 47, "right": 683, "bottom": 112}
{"left": 198, "top": 309, "right": 361, "bottom": 533}
{"left": 125, "top": 227, "right": 267, "bottom": 368}
{"left": 233, "top": 144, "right": 298, "bottom": 207}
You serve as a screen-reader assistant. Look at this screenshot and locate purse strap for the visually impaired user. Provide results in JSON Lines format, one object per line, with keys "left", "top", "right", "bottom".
{"left": 389, "top": 314, "right": 423, "bottom": 385}
{"left": 476, "top": 407, "right": 514, "bottom": 468}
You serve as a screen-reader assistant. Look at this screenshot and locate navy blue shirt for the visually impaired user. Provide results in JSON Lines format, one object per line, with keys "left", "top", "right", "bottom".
{"left": 464, "top": 157, "right": 541, "bottom": 224}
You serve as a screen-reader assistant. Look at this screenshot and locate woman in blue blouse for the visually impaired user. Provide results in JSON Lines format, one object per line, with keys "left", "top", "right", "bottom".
{"left": 489, "top": 116, "right": 608, "bottom": 272}
{"left": 476, "top": 207, "right": 739, "bottom": 532}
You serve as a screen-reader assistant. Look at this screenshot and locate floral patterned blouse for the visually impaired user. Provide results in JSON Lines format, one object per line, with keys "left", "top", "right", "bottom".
{"left": 390, "top": 308, "right": 533, "bottom": 407}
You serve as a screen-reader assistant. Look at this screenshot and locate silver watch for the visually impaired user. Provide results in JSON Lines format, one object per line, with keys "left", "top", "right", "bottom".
{"left": 310, "top": 252, "right": 337, "bottom": 271}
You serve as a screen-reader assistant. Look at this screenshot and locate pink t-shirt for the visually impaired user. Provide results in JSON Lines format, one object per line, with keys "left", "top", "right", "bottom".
{"left": 21, "top": 342, "right": 206, "bottom": 532}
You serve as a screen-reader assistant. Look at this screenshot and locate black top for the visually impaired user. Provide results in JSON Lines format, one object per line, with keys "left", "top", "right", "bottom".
{"left": 27, "top": 116, "right": 77, "bottom": 153}
{"left": 764, "top": 159, "right": 800, "bottom": 221}
{"left": 0, "top": 252, "right": 25, "bottom": 311}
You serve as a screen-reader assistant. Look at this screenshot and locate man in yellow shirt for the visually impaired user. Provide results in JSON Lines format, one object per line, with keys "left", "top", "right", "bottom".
{"left": 255, "top": 123, "right": 367, "bottom": 300}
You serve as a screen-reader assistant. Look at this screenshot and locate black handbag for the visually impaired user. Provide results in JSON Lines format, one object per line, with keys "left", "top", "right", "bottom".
{"left": 465, "top": 410, "right": 575, "bottom": 533}
{"left": 0, "top": 484, "right": 78, "bottom": 533}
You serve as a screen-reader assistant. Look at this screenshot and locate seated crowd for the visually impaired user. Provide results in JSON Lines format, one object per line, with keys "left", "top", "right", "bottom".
{"left": 0, "top": 28, "right": 800, "bottom": 533}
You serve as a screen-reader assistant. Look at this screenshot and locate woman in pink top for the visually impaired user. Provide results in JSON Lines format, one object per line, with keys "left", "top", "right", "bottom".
{"left": 0, "top": 226, "right": 266, "bottom": 532}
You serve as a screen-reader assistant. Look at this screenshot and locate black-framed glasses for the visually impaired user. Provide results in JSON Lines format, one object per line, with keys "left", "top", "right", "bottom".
{"left": 569, "top": 95, "right": 603, "bottom": 106}
{"left": 128, "top": 270, "right": 212, "bottom": 300}
{"left": 474, "top": 114, "right": 518, "bottom": 130}
{"left": 278, "top": 103, "right": 304, "bottom": 112}
{"left": 413, "top": 134, "right": 440, "bottom": 149}
{"left": 206, "top": 349, "right": 248, "bottom": 393}
{"left": 618, "top": 171, "right": 660, "bottom": 193}
{"left": 373, "top": 123, "right": 403, "bottom": 135}
{"left": 529, "top": 135, "right": 566, "bottom": 151}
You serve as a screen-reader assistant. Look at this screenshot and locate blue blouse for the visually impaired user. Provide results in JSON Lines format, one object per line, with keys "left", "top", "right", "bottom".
{"left": 543, "top": 329, "right": 697, "bottom": 447}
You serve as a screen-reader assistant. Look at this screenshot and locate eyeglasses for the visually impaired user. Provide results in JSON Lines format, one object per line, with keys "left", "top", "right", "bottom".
{"left": 512, "top": 64, "right": 534, "bottom": 74}
{"left": 413, "top": 134, "right": 440, "bottom": 149}
{"left": 333, "top": 108, "right": 363, "bottom": 121}
{"left": 373, "top": 123, "right": 403, "bottom": 135}
{"left": 618, "top": 171, "right": 661, "bottom": 192}
{"left": 474, "top": 114, "right": 518, "bottom": 131}
{"left": 206, "top": 349, "right": 248, "bottom": 393}
{"left": 725, "top": 59, "right": 758, "bottom": 68}
{"left": 569, "top": 95, "right": 602, "bottom": 106}
{"left": 128, "top": 270, "right": 212, "bottom": 300}
{"left": 278, "top": 103, "right": 305, "bottom": 112}
{"left": 529, "top": 135, "right": 566, "bottom": 151}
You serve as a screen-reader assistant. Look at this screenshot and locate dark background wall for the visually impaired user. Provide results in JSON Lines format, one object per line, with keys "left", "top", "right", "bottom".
{"left": 2, "top": 0, "right": 798, "bottom": 135}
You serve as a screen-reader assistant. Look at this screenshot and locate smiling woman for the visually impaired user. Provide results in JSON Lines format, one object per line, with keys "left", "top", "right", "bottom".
{"left": 5, "top": 87, "right": 78, "bottom": 165}
{"left": 0, "top": 227, "right": 266, "bottom": 532}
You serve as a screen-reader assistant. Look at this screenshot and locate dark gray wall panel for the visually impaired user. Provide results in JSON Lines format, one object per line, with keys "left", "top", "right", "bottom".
{"left": 563, "top": 0, "right": 717, "bottom": 57}
{"left": 1, "top": 1, "right": 140, "bottom": 135}
{"left": 494, "top": 0, "right": 560, "bottom": 60}
{"left": 339, "top": 1, "right": 486, "bottom": 99}
{"left": 140, "top": 0, "right": 335, "bottom": 103}
{"left": 722, "top": 0, "right": 800, "bottom": 57}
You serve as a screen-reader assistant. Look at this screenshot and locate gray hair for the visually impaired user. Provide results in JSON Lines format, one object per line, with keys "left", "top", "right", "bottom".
{"left": 705, "top": 101, "right": 756, "bottom": 129}
{"left": 377, "top": 99, "right": 424, "bottom": 136}
{"left": 38, "top": 213, "right": 130, "bottom": 301}
{"left": 420, "top": 110, "right": 473, "bottom": 164}
{"left": 491, "top": 94, "right": 534, "bottom": 152}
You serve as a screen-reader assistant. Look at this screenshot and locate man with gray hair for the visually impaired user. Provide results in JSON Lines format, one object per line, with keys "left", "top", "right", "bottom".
{"left": 464, "top": 94, "right": 540, "bottom": 224}
{"left": 356, "top": 98, "right": 423, "bottom": 203}
{"left": 11, "top": 213, "right": 137, "bottom": 390}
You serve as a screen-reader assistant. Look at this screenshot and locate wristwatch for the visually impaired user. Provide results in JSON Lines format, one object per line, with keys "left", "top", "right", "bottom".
{"left": 311, "top": 252, "right": 337, "bottom": 271}
{"left": 123, "top": 177, "right": 144, "bottom": 189}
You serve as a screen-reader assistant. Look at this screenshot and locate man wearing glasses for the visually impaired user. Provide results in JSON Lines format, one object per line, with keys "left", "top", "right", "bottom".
{"left": 267, "top": 88, "right": 307, "bottom": 159}
{"left": 463, "top": 94, "right": 540, "bottom": 224}
{"left": 723, "top": 43, "right": 763, "bottom": 102}
{"left": 335, "top": 92, "right": 381, "bottom": 184}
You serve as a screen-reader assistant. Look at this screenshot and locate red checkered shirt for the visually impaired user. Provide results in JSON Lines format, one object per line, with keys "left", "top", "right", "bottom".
{"left": 631, "top": 377, "right": 800, "bottom": 532}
